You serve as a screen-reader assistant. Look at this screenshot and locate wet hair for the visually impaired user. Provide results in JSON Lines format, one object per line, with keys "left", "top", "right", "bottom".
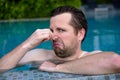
{"left": 50, "top": 6, "right": 88, "bottom": 42}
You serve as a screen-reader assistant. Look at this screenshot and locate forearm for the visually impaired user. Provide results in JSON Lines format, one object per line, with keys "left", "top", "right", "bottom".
{"left": 0, "top": 29, "right": 52, "bottom": 72}
{"left": 55, "top": 52, "right": 120, "bottom": 75}
{"left": 0, "top": 41, "right": 31, "bottom": 72}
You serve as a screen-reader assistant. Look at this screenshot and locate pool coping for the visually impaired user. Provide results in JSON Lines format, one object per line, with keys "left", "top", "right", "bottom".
{"left": 1, "top": 70, "right": 120, "bottom": 80}
{"left": 0, "top": 18, "right": 49, "bottom": 23}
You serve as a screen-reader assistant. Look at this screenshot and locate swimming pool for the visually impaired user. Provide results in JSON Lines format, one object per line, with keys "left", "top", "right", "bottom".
{"left": 0, "top": 14, "right": 120, "bottom": 70}
{"left": 83, "top": 14, "right": 120, "bottom": 54}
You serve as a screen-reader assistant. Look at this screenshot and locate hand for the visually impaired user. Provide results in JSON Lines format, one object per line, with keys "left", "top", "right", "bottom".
{"left": 39, "top": 61, "right": 57, "bottom": 72}
{"left": 23, "top": 29, "right": 52, "bottom": 49}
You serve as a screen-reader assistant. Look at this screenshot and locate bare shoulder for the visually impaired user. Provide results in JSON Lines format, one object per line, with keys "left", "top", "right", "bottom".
{"left": 27, "top": 48, "right": 53, "bottom": 53}
{"left": 25, "top": 48, "right": 56, "bottom": 59}
{"left": 83, "top": 51, "right": 119, "bottom": 58}
{"left": 18, "top": 49, "right": 56, "bottom": 65}
{"left": 25, "top": 48, "right": 54, "bottom": 56}
{"left": 96, "top": 51, "right": 119, "bottom": 57}
{"left": 92, "top": 51, "right": 118, "bottom": 55}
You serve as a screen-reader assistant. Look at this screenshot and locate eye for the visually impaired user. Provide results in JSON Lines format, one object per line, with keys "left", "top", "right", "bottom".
{"left": 58, "top": 28, "right": 65, "bottom": 33}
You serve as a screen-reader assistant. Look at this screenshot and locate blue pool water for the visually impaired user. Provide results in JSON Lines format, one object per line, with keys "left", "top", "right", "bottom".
{"left": 83, "top": 14, "right": 120, "bottom": 54}
{"left": 0, "top": 14, "right": 120, "bottom": 70}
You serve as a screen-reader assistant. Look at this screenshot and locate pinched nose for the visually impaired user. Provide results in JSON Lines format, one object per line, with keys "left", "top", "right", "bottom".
{"left": 51, "top": 32, "right": 60, "bottom": 40}
{"left": 51, "top": 35, "right": 59, "bottom": 41}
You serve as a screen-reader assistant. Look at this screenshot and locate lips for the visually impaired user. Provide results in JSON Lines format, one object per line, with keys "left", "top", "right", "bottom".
{"left": 53, "top": 42, "right": 62, "bottom": 48}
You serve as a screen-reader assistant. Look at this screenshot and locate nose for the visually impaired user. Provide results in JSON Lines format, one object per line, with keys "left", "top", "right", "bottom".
{"left": 51, "top": 32, "right": 59, "bottom": 40}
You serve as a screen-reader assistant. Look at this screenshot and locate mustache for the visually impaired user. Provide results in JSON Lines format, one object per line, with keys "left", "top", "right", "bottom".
{"left": 53, "top": 39, "right": 58, "bottom": 43}
{"left": 52, "top": 37, "right": 60, "bottom": 42}
{"left": 52, "top": 38, "right": 64, "bottom": 45}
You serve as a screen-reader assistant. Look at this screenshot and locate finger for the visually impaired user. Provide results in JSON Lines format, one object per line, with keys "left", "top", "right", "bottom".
{"left": 48, "top": 30, "right": 53, "bottom": 40}
{"left": 41, "top": 29, "right": 53, "bottom": 40}
{"left": 41, "top": 33, "right": 51, "bottom": 42}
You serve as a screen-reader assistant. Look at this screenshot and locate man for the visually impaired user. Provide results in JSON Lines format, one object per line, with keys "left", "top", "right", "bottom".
{"left": 0, "top": 6, "right": 120, "bottom": 74}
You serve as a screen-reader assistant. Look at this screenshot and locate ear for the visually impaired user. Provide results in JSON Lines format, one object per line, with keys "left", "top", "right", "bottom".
{"left": 78, "top": 28, "right": 85, "bottom": 41}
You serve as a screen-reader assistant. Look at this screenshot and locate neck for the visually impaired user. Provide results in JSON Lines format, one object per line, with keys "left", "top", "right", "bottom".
{"left": 57, "top": 49, "right": 82, "bottom": 61}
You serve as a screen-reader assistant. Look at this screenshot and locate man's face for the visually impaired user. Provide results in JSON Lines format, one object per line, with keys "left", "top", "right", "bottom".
{"left": 50, "top": 13, "right": 80, "bottom": 58}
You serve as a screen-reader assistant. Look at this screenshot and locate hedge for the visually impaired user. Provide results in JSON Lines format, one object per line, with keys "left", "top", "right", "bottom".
{"left": 0, "top": 0, "right": 81, "bottom": 20}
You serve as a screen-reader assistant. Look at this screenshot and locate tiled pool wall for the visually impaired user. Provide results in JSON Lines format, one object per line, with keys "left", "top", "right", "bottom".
{"left": 1, "top": 70, "right": 120, "bottom": 80}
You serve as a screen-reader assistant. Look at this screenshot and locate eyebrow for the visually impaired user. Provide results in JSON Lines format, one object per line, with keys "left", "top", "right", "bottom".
{"left": 56, "top": 27, "right": 65, "bottom": 30}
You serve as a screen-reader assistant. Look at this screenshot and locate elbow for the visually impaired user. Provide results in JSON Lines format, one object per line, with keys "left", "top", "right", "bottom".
{"left": 99, "top": 52, "right": 120, "bottom": 73}
{"left": 0, "top": 65, "right": 15, "bottom": 73}
{"left": 110, "top": 53, "right": 120, "bottom": 72}
{"left": 0, "top": 61, "right": 16, "bottom": 73}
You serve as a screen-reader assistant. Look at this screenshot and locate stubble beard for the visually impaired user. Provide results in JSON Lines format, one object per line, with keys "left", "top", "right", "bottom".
{"left": 53, "top": 38, "right": 78, "bottom": 58}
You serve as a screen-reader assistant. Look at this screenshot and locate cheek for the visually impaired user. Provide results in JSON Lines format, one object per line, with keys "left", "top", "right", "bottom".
{"left": 60, "top": 33, "right": 71, "bottom": 40}
{"left": 63, "top": 35, "right": 78, "bottom": 45}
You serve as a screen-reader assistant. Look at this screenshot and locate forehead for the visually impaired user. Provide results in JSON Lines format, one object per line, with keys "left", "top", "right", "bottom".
{"left": 50, "top": 13, "right": 72, "bottom": 28}
{"left": 51, "top": 13, "right": 72, "bottom": 20}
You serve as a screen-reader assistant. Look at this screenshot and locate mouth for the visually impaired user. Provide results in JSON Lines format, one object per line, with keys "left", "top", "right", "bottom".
{"left": 53, "top": 42, "right": 63, "bottom": 48}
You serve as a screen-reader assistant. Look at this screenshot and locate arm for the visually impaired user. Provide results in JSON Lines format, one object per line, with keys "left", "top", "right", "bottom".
{"left": 40, "top": 52, "right": 120, "bottom": 75}
{"left": 0, "top": 29, "right": 52, "bottom": 73}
